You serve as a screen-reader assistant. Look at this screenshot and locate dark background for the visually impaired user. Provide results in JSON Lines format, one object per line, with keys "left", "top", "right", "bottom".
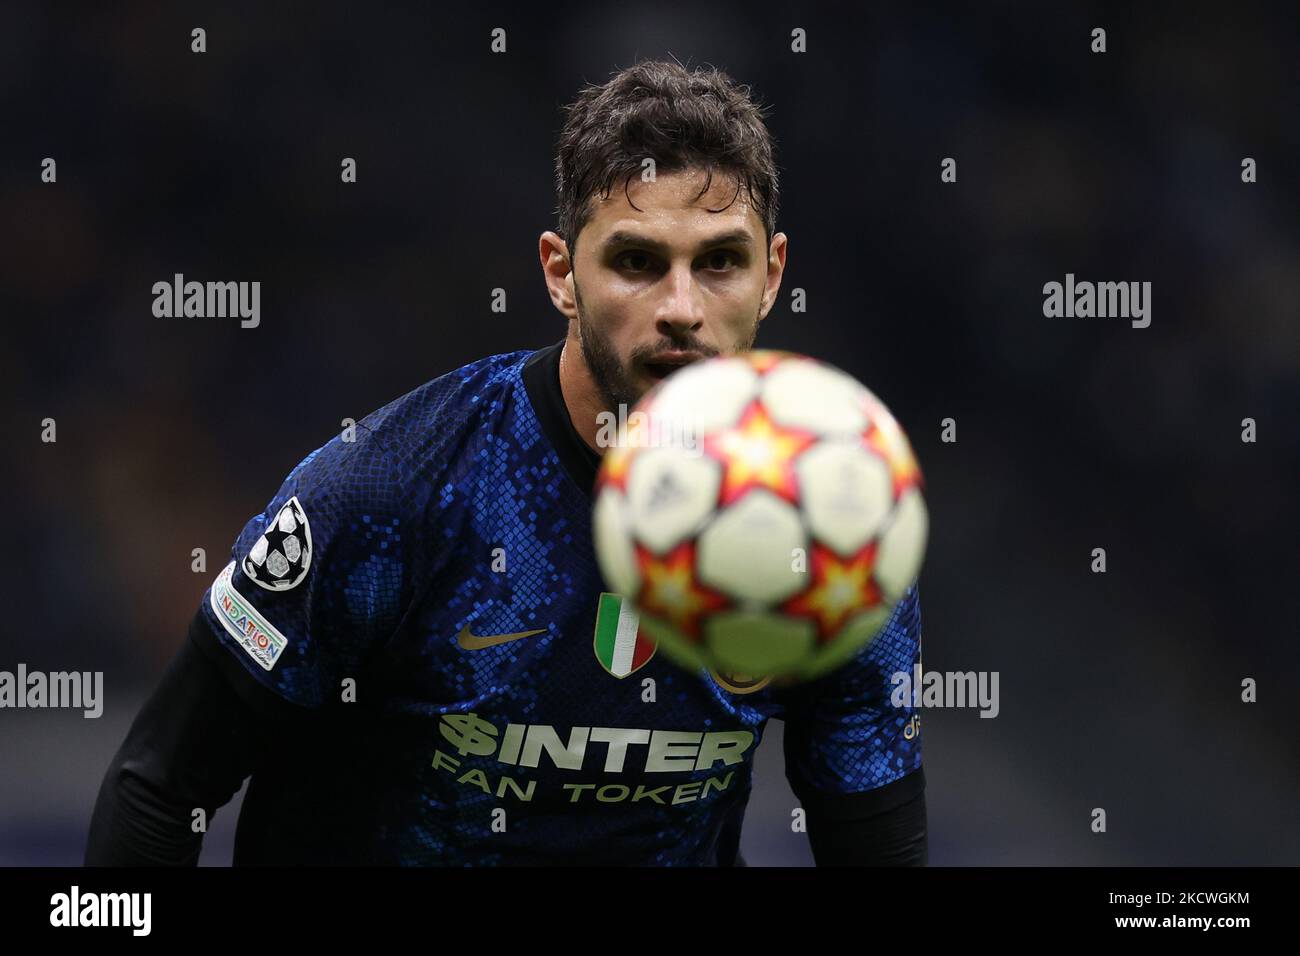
{"left": 2, "top": 1, "right": 1297, "bottom": 865}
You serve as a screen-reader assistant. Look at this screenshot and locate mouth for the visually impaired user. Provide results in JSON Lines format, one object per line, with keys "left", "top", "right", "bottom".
{"left": 641, "top": 351, "right": 706, "bottom": 382}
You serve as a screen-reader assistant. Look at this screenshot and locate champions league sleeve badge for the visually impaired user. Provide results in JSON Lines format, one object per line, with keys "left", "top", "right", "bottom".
{"left": 242, "top": 495, "right": 313, "bottom": 591}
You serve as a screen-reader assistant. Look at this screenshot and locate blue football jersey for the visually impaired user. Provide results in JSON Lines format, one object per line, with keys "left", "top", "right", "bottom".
{"left": 195, "top": 339, "right": 924, "bottom": 865}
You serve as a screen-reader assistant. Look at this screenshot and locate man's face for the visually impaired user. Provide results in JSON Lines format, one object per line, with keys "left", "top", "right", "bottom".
{"left": 567, "top": 167, "right": 785, "bottom": 413}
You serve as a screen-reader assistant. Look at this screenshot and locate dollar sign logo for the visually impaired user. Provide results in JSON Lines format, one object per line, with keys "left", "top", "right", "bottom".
{"left": 439, "top": 713, "right": 500, "bottom": 757}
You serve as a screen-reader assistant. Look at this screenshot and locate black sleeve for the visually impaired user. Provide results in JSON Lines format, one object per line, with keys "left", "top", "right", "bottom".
{"left": 84, "top": 611, "right": 296, "bottom": 866}
{"left": 798, "top": 768, "right": 928, "bottom": 866}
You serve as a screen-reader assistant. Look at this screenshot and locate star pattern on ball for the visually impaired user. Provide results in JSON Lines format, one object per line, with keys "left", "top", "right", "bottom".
{"left": 634, "top": 541, "right": 729, "bottom": 641}
{"left": 746, "top": 350, "right": 789, "bottom": 375}
{"left": 704, "top": 400, "right": 817, "bottom": 507}
{"left": 597, "top": 440, "right": 638, "bottom": 493}
{"left": 863, "top": 402, "right": 923, "bottom": 497}
{"left": 782, "top": 541, "right": 884, "bottom": 641}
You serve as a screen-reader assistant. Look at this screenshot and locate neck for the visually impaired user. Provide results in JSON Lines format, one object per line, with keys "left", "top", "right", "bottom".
{"left": 557, "top": 329, "right": 607, "bottom": 456}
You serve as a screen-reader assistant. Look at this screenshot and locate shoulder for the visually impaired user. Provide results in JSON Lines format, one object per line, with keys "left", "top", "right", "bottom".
{"left": 357, "top": 348, "right": 534, "bottom": 444}
{"left": 288, "top": 349, "right": 534, "bottom": 509}
{"left": 232, "top": 350, "right": 534, "bottom": 596}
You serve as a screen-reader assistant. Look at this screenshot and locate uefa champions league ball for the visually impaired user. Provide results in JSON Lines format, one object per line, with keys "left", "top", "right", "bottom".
{"left": 591, "top": 350, "right": 927, "bottom": 682}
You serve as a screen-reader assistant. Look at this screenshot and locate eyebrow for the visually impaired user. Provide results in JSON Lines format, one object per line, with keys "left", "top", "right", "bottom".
{"left": 602, "top": 229, "right": 755, "bottom": 253}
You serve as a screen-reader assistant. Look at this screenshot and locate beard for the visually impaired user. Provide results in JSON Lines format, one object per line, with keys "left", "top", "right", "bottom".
{"left": 573, "top": 279, "right": 760, "bottom": 415}
{"left": 575, "top": 287, "right": 644, "bottom": 415}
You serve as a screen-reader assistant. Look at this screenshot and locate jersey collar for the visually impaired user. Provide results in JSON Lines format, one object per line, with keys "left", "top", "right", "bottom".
{"left": 522, "top": 338, "right": 601, "bottom": 496}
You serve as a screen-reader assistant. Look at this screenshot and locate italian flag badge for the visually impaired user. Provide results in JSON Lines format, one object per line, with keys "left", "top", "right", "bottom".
{"left": 593, "top": 592, "right": 656, "bottom": 678}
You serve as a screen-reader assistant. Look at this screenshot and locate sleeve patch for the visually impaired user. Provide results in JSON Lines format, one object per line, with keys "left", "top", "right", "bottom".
{"left": 209, "top": 561, "right": 290, "bottom": 671}
{"left": 242, "top": 495, "right": 314, "bottom": 591}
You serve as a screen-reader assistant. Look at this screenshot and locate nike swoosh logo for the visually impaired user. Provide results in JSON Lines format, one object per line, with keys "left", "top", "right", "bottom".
{"left": 456, "top": 625, "right": 548, "bottom": 650}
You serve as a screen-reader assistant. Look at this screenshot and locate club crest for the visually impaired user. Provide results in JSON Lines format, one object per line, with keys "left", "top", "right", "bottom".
{"left": 709, "top": 670, "right": 773, "bottom": 695}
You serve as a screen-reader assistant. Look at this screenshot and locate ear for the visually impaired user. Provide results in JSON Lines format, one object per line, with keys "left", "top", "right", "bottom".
{"left": 758, "top": 231, "right": 788, "bottom": 321}
{"left": 539, "top": 231, "right": 578, "bottom": 321}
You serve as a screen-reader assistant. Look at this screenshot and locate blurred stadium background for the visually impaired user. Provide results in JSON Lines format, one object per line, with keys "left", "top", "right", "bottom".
{"left": 1, "top": 1, "right": 1298, "bottom": 864}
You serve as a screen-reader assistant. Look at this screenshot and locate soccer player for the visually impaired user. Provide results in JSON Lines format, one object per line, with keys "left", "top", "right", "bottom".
{"left": 85, "top": 59, "right": 926, "bottom": 866}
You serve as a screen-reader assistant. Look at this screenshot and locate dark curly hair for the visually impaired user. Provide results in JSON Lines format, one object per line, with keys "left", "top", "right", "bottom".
{"left": 554, "top": 59, "right": 780, "bottom": 258}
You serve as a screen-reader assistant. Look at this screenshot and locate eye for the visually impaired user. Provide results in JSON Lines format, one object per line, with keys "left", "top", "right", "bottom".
{"left": 616, "top": 251, "right": 655, "bottom": 273}
{"left": 702, "top": 250, "right": 741, "bottom": 271}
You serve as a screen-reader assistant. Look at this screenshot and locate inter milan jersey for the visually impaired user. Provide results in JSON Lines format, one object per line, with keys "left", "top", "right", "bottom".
{"left": 193, "top": 339, "right": 924, "bottom": 865}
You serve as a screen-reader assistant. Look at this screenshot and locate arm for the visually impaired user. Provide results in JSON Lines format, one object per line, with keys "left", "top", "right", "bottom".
{"left": 779, "top": 583, "right": 928, "bottom": 867}
{"left": 84, "top": 612, "right": 288, "bottom": 866}
{"left": 88, "top": 426, "right": 420, "bottom": 864}
{"left": 800, "top": 770, "right": 927, "bottom": 866}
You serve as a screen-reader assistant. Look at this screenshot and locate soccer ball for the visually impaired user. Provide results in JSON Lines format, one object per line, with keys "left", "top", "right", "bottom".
{"left": 591, "top": 350, "right": 927, "bottom": 682}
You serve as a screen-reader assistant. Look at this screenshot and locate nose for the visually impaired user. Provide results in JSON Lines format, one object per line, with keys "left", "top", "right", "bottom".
{"left": 655, "top": 263, "right": 705, "bottom": 339}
